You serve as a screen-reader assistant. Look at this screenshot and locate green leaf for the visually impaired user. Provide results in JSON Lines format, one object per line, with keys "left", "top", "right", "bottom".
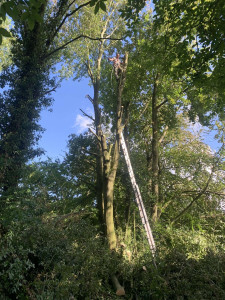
{"left": 21, "top": 11, "right": 30, "bottom": 21}
{"left": 94, "top": 2, "right": 100, "bottom": 14}
{"left": 29, "top": 0, "right": 38, "bottom": 7}
{"left": 28, "top": 18, "right": 35, "bottom": 30}
{"left": 0, "top": 14, "right": 6, "bottom": 22}
{"left": 2, "top": 1, "right": 14, "bottom": 12}
{"left": 0, "top": 34, "right": 2, "bottom": 45}
{"left": 99, "top": 1, "right": 106, "bottom": 12}
{"left": 0, "top": 5, "right": 6, "bottom": 20}
{"left": 33, "top": 12, "right": 43, "bottom": 23}
{"left": 0, "top": 27, "right": 11, "bottom": 37}
{"left": 4, "top": 8, "right": 18, "bottom": 20}
{"left": 90, "top": 0, "right": 98, "bottom": 7}
{"left": 2, "top": 1, "right": 14, "bottom": 16}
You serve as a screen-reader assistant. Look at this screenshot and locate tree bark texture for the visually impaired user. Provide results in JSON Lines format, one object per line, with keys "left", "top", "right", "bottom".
{"left": 93, "top": 81, "right": 105, "bottom": 226}
{"left": 102, "top": 53, "right": 129, "bottom": 250}
{"left": 151, "top": 75, "right": 159, "bottom": 222}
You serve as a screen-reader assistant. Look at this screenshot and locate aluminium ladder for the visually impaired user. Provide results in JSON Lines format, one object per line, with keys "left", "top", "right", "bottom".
{"left": 120, "top": 133, "right": 156, "bottom": 257}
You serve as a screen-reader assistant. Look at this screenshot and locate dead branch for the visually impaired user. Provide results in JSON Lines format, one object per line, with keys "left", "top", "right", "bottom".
{"left": 171, "top": 166, "right": 215, "bottom": 224}
{"left": 88, "top": 128, "right": 102, "bottom": 143}
{"left": 80, "top": 109, "right": 95, "bottom": 122}
{"left": 81, "top": 147, "right": 98, "bottom": 157}
{"left": 85, "top": 94, "right": 94, "bottom": 104}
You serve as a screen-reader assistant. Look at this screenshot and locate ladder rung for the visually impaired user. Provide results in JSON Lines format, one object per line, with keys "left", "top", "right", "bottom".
{"left": 120, "top": 133, "right": 156, "bottom": 256}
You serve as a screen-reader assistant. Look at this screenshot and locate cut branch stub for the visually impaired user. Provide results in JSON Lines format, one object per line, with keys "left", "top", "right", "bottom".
{"left": 111, "top": 274, "right": 125, "bottom": 296}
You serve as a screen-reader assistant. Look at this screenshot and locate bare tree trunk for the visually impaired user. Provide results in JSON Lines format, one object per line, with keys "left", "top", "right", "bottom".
{"left": 86, "top": 40, "right": 105, "bottom": 227}
{"left": 93, "top": 81, "right": 105, "bottom": 227}
{"left": 151, "top": 75, "right": 159, "bottom": 222}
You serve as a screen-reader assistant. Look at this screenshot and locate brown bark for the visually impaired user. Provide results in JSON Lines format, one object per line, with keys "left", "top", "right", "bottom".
{"left": 151, "top": 75, "right": 159, "bottom": 222}
{"left": 87, "top": 40, "right": 105, "bottom": 226}
{"left": 89, "top": 49, "right": 128, "bottom": 250}
{"left": 102, "top": 53, "right": 129, "bottom": 250}
{"left": 93, "top": 81, "right": 105, "bottom": 226}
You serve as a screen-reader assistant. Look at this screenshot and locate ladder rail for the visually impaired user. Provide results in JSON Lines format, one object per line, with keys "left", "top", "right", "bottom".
{"left": 120, "top": 133, "right": 156, "bottom": 256}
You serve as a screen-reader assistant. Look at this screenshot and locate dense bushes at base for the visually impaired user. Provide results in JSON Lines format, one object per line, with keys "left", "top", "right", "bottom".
{"left": 1, "top": 208, "right": 225, "bottom": 299}
{"left": 0, "top": 200, "right": 131, "bottom": 299}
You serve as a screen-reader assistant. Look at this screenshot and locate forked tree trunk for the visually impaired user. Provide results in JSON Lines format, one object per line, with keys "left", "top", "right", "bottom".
{"left": 102, "top": 53, "right": 129, "bottom": 250}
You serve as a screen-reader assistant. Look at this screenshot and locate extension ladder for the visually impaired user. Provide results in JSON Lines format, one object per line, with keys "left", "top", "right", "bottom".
{"left": 120, "top": 133, "right": 156, "bottom": 257}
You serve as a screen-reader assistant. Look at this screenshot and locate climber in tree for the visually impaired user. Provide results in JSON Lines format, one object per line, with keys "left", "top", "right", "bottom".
{"left": 108, "top": 52, "right": 123, "bottom": 79}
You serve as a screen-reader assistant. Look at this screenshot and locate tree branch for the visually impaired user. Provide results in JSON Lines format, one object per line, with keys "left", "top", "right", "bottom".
{"left": 156, "top": 99, "right": 168, "bottom": 110}
{"left": 159, "top": 126, "right": 168, "bottom": 144}
{"left": 42, "top": 86, "right": 57, "bottom": 95}
{"left": 44, "top": 35, "right": 123, "bottom": 59}
{"left": 89, "top": 128, "right": 102, "bottom": 143}
{"left": 49, "top": 1, "right": 91, "bottom": 45}
{"left": 80, "top": 108, "right": 95, "bottom": 122}
{"left": 85, "top": 60, "right": 94, "bottom": 84}
{"left": 81, "top": 147, "right": 98, "bottom": 157}
{"left": 85, "top": 94, "right": 94, "bottom": 104}
{"left": 181, "top": 190, "right": 225, "bottom": 197}
{"left": 171, "top": 167, "right": 215, "bottom": 224}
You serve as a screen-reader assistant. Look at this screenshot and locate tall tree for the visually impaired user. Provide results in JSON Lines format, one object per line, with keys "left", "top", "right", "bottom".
{"left": 58, "top": 0, "right": 127, "bottom": 249}
{"left": 117, "top": 11, "right": 187, "bottom": 222}
{"left": 0, "top": 0, "right": 96, "bottom": 196}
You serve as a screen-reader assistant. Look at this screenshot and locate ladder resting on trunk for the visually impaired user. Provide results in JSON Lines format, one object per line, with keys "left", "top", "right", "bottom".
{"left": 120, "top": 133, "right": 156, "bottom": 257}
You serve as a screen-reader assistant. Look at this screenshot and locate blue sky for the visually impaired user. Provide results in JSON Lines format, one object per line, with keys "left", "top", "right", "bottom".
{"left": 38, "top": 76, "right": 221, "bottom": 161}
{"left": 38, "top": 77, "right": 93, "bottom": 160}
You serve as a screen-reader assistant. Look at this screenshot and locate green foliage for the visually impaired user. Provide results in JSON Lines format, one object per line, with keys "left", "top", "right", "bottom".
{"left": 65, "top": 133, "right": 98, "bottom": 208}
{"left": 0, "top": 0, "right": 46, "bottom": 42}
{"left": 0, "top": 232, "right": 34, "bottom": 297}
{"left": 153, "top": 0, "right": 225, "bottom": 121}
{"left": 90, "top": 0, "right": 107, "bottom": 14}
{"left": 120, "top": 0, "right": 146, "bottom": 24}
{"left": 0, "top": 152, "right": 224, "bottom": 298}
{"left": 0, "top": 0, "right": 59, "bottom": 194}
{"left": 154, "top": 223, "right": 225, "bottom": 299}
{"left": 58, "top": 0, "right": 125, "bottom": 82}
{"left": 0, "top": 17, "right": 13, "bottom": 71}
{"left": 0, "top": 191, "right": 126, "bottom": 299}
{"left": 127, "top": 222, "right": 225, "bottom": 299}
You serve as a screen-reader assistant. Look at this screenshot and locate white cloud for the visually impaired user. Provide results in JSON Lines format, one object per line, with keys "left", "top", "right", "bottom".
{"left": 73, "top": 108, "right": 94, "bottom": 134}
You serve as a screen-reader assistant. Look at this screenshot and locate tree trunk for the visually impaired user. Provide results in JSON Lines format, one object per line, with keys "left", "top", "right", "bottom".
{"left": 93, "top": 81, "right": 105, "bottom": 227}
{"left": 103, "top": 53, "right": 129, "bottom": 250}
{"left": 105, "top": 176, "right": 118, "bottom": 250}
{"left": 151, "top": 75, "right": 159, "bottom": 222}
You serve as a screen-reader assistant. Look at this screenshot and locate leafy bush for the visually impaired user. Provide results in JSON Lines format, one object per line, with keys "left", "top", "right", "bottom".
{"left": 0, "top": 231, "right": 34, "bottom": 298}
